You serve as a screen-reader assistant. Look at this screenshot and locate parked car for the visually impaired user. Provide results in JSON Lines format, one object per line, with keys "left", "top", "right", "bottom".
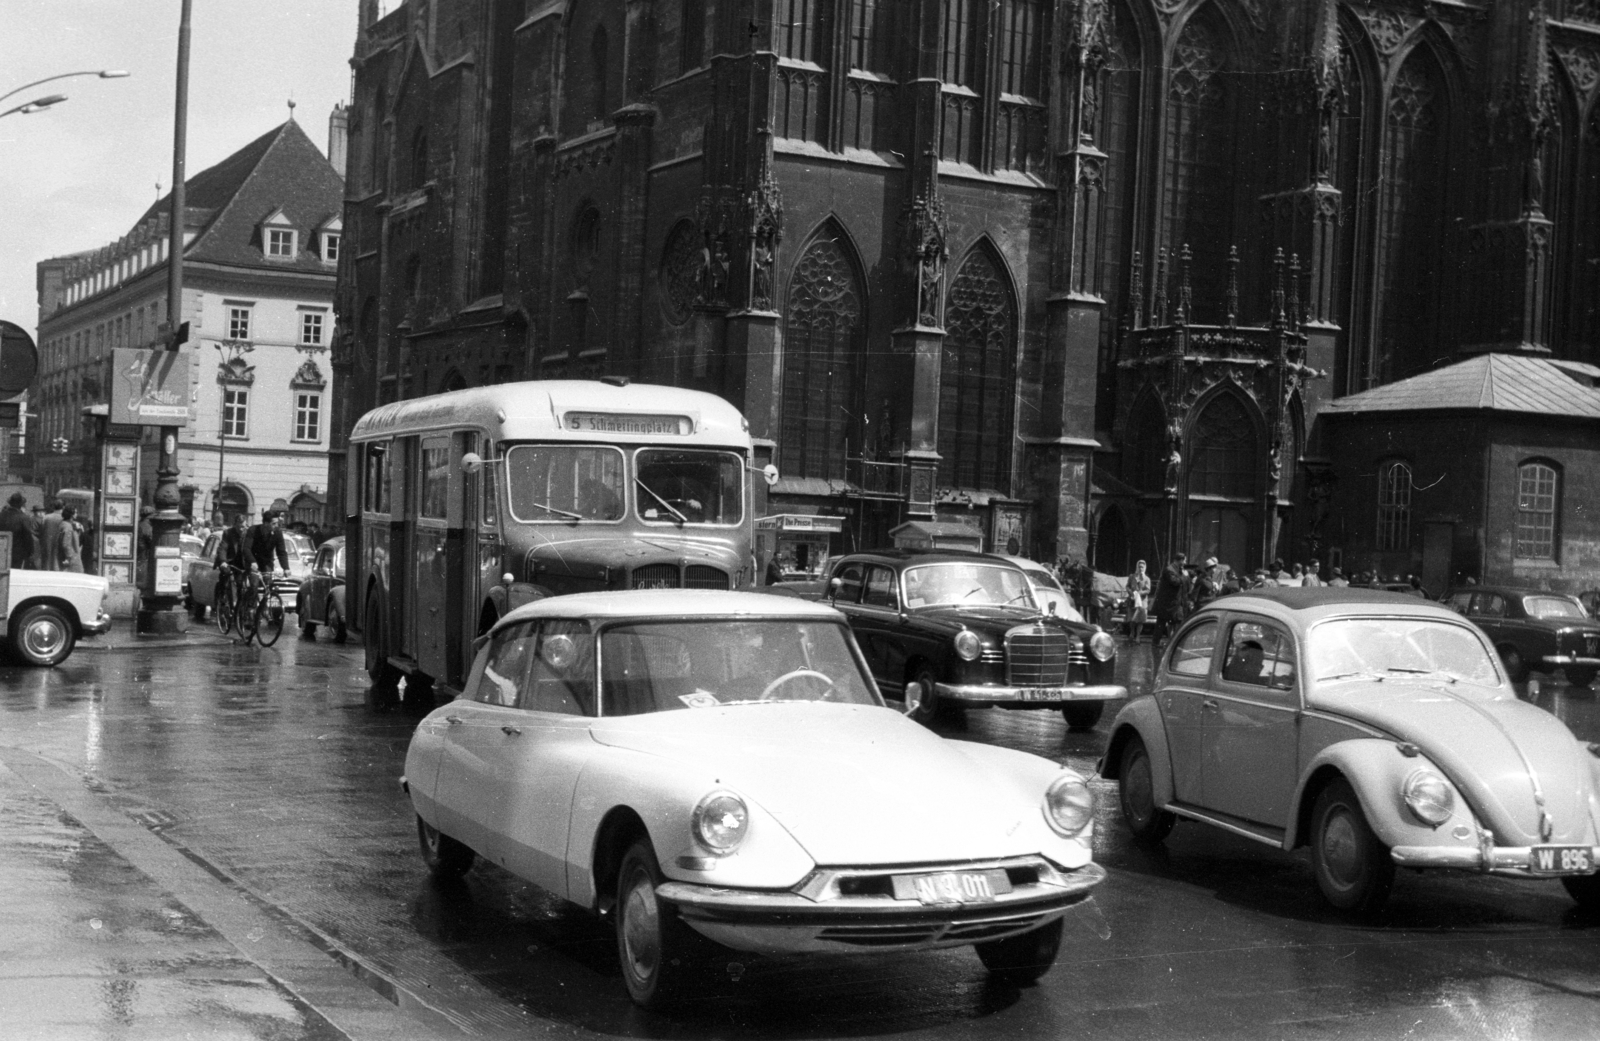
{"left": 1, "top": 539, "right": 111, "bottom": 666}
{"left": 1101, "top": 587, "right": 1600, "bottom": 915}
{"left": 403, "top": 590, "right": 1105, "bottom": 1008}
{"left": 816, "top": 550, "right": 1124, "bottom": 729}
{"left": 295, "top": 536, "right": 347, "bottom": 642}
{"left": 1441, "top": 585, "right": 1600, "bottom": 687}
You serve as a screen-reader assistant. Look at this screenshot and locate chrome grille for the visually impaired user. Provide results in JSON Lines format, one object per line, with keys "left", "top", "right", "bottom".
{"left": 685, "top": 565, "right": 729, "bottom": 590}
{"left": 1005, "top": 624, "right": 1072, "bottom": 687}
{"left": 631, "top": 564, "right": 679, "bottom": 589}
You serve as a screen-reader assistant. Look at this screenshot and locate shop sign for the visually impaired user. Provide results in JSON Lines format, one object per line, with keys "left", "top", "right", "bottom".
{"left": 110, "top": 348, "right": 190, "bottom": 427}
{"left": 756, "top": 513, "right": 844, "bottom": 533}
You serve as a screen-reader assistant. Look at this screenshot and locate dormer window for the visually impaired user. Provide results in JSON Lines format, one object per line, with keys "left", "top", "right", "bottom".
{"left": 316, "top": 215, "right": 343, "bottom": 265}
{"left": 260, "top": 207, "right": 297, "bottom": 261}
{"left": 321, "top": 232, "right": 340, "bottom": 263}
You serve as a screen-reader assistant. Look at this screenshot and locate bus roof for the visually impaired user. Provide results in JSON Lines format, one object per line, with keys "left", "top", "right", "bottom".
{"left": 348, "top": 379, "right": 752, "bottom": 446}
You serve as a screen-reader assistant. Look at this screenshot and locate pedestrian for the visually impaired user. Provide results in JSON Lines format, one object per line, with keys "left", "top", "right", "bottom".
{"left": 1151, "top": 552, "right": 1189, "bottom": 644}
{"left": 1, "top": 491, "right": 35, "bottom": 569}
{"left": 35, "top": 498, "right": 65, "bottom": 572}
{"left": 247, "top": 508, "right": 290, "bottom": 578}
{"left": 1328, "top": 566, "right": 1348, "bottom": 587}
{"left": 1303, "top": 560, "right": 1323, "bottom": 587}
{"left": 57, "top": 505, "right": 84, "bottom": 573}
{"left": 764, "top": 552, "right": 783, "bottom": 586}
{"left": 1272, "top": 558, "right": 1292, "bottom": 585}
{"left": 136, "top": 505, "right": 155, "bottom": 585}
{"left": 1193, "top": 556, "right": 1222, "bottom": 610}
{"left": 1126, "top": 560, "right": 1151, "bottom": 641}
{"left": 1409, "top": 574, "right": 1430, "bottom": 599}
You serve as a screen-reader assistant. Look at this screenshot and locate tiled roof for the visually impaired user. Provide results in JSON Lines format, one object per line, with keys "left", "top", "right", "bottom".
{"left": 1322, "top": 353, "right": 1600, "bottom": 420}
{"left": 140, "top": 119, "right": 344, "bottom": 275}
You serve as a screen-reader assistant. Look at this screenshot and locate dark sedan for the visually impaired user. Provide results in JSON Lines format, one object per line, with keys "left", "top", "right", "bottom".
{"left": 819, "top": 550, "right": 1124, "bottom": 729}
{"left": 295, "top": 536, "right": 348, "bottom": 642}
{"left": 1442, "top": 585, "right": 1600, "bottom": 687}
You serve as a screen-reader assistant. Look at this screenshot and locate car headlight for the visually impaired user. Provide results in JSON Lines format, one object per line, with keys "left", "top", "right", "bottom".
{"left": 1402, "top": 769, "right": 1455, "bottom": 827}
{"left": 1087, "top": 631, "right": 1116, "bottom": 662}
{"left": 954, "top": 629, "right": 982, "bottom": 661}
{"left": 1043, "top": 773, "right": 1095, "bottom": 837}
{"left": 692, "top": 791, "right": 749, "bottom": 854}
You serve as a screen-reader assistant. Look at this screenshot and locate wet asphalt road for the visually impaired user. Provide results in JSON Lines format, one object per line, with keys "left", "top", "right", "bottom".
{"left": 4, "top": 631, "right": 1600, "bottom": 1040}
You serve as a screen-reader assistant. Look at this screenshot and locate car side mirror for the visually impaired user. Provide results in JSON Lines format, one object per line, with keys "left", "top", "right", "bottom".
{"left": 828, "top": 576, "right": 842, "bottom": 601}
{"left": 904, "top": 680, "right": 924, "bottom": 705}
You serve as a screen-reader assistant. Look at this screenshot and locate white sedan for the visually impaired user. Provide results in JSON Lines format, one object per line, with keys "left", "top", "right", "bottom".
{"left": 403, "top": 590, "right": 1105, "bottom": 1008}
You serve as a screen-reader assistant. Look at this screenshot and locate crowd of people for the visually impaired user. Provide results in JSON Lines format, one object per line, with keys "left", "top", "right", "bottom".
{"left": 0, "top": 491, "right": 90, "bottom": 573}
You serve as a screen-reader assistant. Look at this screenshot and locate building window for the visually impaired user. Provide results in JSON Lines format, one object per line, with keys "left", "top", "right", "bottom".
{"left": 780, "top": 231, "right": 864, "bottom": 481}
{"left": 849, "top": 0, "right": 892, "bottom": 74}
{"left": 941, "top": 0, "right": 980, "bottom": 87}
{"left": 1515, "top": 461, "right": 1558, "bottom": 561}
{"left": 294, "top": 392, "right": 322, "bottom": 442}
{"left": 266, "top": 228, "right": 296, "bottom": 258}
{"left": 1376, "top": 460, "right": 1412, "bottom": 551}
{"left": 223, "top": 387, "right": 249, "bottom": 438}
{"left": 681, "top": 0, "right": 706, "bottom": 71}
{"left": 1189, "top": 394, "right": 1257, "bottom": 499}
{"left": 300, "top": 312, "right": 325, "bottom": 346}
{"left": 939, "top": 249, "right": 1017, "bottom": 491}
{"left": 227, "top": 306, "right": 252, "bottom": 341}
{"left": 321, "top": 232, "right": 340, "bottom": 263}
{"left": 779, "top": 0, "right": 819, "bottom": 63}
{"left": 997, "top": 0, "right": 1043, "bottom": 99}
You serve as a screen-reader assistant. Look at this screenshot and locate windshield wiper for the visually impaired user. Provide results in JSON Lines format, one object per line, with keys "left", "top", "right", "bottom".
{"left": 522, "top": 499, "right": 583, "bottom": 521}
{"left": 634, "top": 478, "right": 687, "bottom": 524}
{"left": 1319, "top": 671, "right": 1382, "bottom": 683}
{"left": 1386, "top": 667, "right": 1458, "bottom": 683}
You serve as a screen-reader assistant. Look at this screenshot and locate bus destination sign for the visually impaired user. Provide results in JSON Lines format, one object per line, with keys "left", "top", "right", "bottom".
{"left": 564, "top": 412, "right": 694, "bottom": 436}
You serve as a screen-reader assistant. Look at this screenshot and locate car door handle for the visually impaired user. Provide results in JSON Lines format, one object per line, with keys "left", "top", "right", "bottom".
{"left": 501, "top": 725, "right": 522, "bottom": 736}
{"left": 1202, "top": 699, "right": 1218, "bottom": 710}
{"left": 445, "top": 715, "right": 463, "bottom": 725}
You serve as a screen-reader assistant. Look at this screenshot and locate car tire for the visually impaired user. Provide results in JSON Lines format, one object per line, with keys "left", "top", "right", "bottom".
{"left": 1061, "top": 701, "right": 1105, "bottom": 731}
{"left": 328, "top": 600, "right": 348, "bottom": 644}
{"left": 8, "top": 604, "right": 75, "bottom": 667}
{"left": 187, "top": 596, "right": 205, "bottom": 622}
{"left": 1310, "top": 778, "right": 1394, "bottom": 915}
{"left": 1499, "top": 645, "right": 1529, "bottom": 684}
{"left": 1565, "top": 666, "right": 1596, "bottom": 689}
{"left": 365, "top": 593, "right": 401, "bottom": 710}
{"left": 1118, "top": 736, "right": 1176, "bottom": 844}
{"left": 974, "top": 917, "right": 1063, "bottom": 986}
{"left": 416, "top": 815, "right": 475, "bottom": 879}
{"left": 1561, "top": 872, "right": 1600, "bottom": 912}
{"left": 616, "top": 837, "right": 704, "bottom": 1010}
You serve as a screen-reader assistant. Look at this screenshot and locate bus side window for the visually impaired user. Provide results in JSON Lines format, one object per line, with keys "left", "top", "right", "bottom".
{"left": 364, "top": 443, "right": 391, "bottom": 514}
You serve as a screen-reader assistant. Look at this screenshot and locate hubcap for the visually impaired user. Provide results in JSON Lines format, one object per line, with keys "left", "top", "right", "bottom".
{"left": 1321, "top": 809, "right": 1361, "bottom": 887}
{"left": 23, "top": 618, "right": 65, "bottom": 659}
{"left": 1124, "top": 753, "right": 1153, "bottom": 825}
{"left": 620, "top": 867, "right": 661, "bottom": 984}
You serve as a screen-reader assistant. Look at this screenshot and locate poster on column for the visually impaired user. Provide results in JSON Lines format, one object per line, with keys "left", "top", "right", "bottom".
{"left": 109, "top": 348, "right": 190, "bottom": 427}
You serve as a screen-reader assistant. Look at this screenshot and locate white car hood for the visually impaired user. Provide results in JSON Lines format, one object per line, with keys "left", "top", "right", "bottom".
{"left": 588, "top": 703, "right": 1049, "bottom": 865}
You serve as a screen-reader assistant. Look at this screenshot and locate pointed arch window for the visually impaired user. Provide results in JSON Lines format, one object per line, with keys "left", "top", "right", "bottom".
{"left": 1376, "top": 460, "right": 1413, "bottom": 551}
{"left": 778, "top": 0, "right": 820, "bottom": 63}
{"left": 1189, "top": 394, "right": 1256, "bottom": 499}
{"left": 1332, "top": 33, "right": 1370, "bottom": 392}
{"left": 780, "top": 235, "right": 864, "bottom": 481}
{"left": 1162, "top": 14, "right": 1232, "bottom": 309}
{"left": 1095, "top": 4, "right": 1141, "bottom": 423}
{"left": 681, "top": 0, "right": 706, "bottom": 72}
{"left": 1552, "top": 94, "right": 1600, "bottom": 360}
{"left": 1128, "top": 395, "right": 1168, "bottom": 493}
{"left": 1374, "top": 52, "right": 1446, "bottom": 382}
{"left": 939, "top": 250, "right": 1016, "bottom": 490}
{"left": 849, "top": 0, "right": 894, "bottom": 75}
{"left": 590, "top": 27, "right": 610, "bottom": 119}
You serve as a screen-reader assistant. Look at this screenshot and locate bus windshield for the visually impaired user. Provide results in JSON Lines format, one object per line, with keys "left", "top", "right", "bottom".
{"left": 635, "top": 449, "right": 743, "bottom": 526}
{"left": 506, "top": 444, "right": 626, "bottom": 523}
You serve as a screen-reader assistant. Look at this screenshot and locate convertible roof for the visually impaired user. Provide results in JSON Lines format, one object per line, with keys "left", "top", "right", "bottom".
{"left": 495, "top": 589, "right": 845, "bottom": 633}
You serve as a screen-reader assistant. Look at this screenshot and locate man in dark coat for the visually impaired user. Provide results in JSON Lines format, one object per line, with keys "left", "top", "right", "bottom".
{"left": 1150, "top": 552, "right": 1189, "bottom": 641}
{"left": 1, "top": 492, "right": 35, "bottom": 569}
{"left": 246, "top": 509, "right": 290, "bottom": 576}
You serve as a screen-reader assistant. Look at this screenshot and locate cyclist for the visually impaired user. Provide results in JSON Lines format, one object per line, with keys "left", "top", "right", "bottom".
{"left": 247, "top": 507, "right": 290, "bottom": 582}
{"left": 214, "top": 513, "right": 249, "bottom": 584}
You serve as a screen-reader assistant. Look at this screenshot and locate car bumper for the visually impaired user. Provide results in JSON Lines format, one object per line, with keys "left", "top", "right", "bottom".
{"left": 656, "top": 858, "right": 1106, "bottom": 955}
{"left": 1538, "top": 655, "right": 1600, "bottom": 667}
{"left": 81, "top": 611, "right": 113, "bottom": 636}
{"left": 1391, "top": 839, "right": 1600, "bottom": 878}
{"left": 934, "top": 682, "right": 1127, "bottom": 705}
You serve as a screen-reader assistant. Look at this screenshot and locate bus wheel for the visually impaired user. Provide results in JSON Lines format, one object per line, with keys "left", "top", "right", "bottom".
{"left": 365, "top": 593, "right": 400, "bottom": 709}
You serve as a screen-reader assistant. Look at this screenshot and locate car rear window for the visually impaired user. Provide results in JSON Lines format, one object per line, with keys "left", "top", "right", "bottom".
{"left": 1525, "top": 596, "right": 1585, "bottom": 621}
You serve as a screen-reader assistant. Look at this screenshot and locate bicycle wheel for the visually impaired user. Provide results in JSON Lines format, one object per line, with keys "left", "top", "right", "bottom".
{"left": 237, "top": 584, "right": 260, "bottom": 642}
{"left": 256, "top": 591, "right": 285, "bottom": 647}
{"left": 215, "top": 578, "right": 236, "bottom": 635}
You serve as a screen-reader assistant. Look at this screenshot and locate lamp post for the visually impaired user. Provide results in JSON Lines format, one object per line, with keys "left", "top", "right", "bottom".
{"left": 0, "top": 94, "right": 68, "bottom": 119}
{"left": 0, "top": 70, "right": 128, "bottom": 119}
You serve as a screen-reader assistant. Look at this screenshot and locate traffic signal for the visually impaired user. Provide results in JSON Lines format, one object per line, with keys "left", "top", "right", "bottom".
{"left": 51, "top": 436, "right": 69, "bottom": 454}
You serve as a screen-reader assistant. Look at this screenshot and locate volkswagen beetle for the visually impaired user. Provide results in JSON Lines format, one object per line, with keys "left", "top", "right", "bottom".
{"left": 1100, "top": 587, "right": 1600, "bottom": 915}
{"left": 403, "top": 590, "right": 1105, "bottom": 1008}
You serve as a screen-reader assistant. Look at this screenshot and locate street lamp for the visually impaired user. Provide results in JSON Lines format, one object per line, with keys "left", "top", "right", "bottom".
{"left": 0, "top": 69, "right": 128, "bottom": 108}
{"left": 0, "top": 94, "right": 68, "bottom": 120}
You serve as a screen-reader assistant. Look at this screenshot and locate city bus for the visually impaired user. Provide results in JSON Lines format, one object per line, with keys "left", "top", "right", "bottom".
{"left": 345, "top": 378, "right": 762, "bottom": 702}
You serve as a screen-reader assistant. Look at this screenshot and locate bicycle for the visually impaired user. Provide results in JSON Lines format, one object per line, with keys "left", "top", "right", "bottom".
{"left": 215, "top": 562, "right": 243, "bottom": 636}
{"left": 234, "top": 565, "right": 285, "bottom": 646}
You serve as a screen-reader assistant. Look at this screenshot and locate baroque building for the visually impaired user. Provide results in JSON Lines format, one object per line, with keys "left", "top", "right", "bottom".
{"left": 35, "top": 117, "right": 345, "bottom": 525}
{"left": 331, "top": 0, "right": 1600, "bottom": 575}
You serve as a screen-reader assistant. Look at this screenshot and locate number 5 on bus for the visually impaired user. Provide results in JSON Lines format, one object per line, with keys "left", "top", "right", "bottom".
{"left": 345, "top": 378, "right": 767, "bottom": 706}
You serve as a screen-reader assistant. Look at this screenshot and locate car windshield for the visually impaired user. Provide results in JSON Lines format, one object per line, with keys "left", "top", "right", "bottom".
{"left": 1524, "top": 596, "right": 1586, "bottom": 621}
{"left": 901, "top": 563, "right": 1033, "bottom": 609}
{"left": 506, "top": 444, "right": 627, "bottom": 522}
{"left": 600, "top": 619, "right": 878, "bottom": 715}
{"left": 285, "top": 533, "right": 313, "bottom": 559}
{"left": 634, "top": 449, "right": 743, "bottom": 525}
{"left": 1308, "top": 618, "right": 1500, "bottom": 686}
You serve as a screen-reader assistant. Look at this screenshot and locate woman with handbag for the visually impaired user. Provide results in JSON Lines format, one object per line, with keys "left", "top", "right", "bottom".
{"left": 1126, "top": 559, "right": 1151, "bottom": 642}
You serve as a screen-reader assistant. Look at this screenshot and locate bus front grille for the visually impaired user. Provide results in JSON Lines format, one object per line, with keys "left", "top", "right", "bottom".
{"left": 631, "top": 564, "right": 680, "bottom": 589}
{"left": 685, "top": 566, "right": 729, "bottom": 590}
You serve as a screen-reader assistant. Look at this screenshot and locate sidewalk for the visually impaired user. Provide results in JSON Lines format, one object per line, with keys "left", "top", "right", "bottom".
{"left": 0, "top": 747, "right": 457, "bottom": 1040}
{"left": 77, "top": 623, "right": 233, "bottom": 651}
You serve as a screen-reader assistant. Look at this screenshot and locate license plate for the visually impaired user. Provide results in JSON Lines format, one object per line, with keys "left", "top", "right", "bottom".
{"left": 1529, "top": 845, "right": 1593, "bottom": 875}
{"left": 1016, "top": 688, "right": 1063, "bottom": 702}
{"left": 892, "top": 869, "right": 1013, "bottom": 905}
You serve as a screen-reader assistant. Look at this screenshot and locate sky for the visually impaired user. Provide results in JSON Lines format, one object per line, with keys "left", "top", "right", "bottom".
{"left": 0, "top": 0, "right": 370, "bottom": 339}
